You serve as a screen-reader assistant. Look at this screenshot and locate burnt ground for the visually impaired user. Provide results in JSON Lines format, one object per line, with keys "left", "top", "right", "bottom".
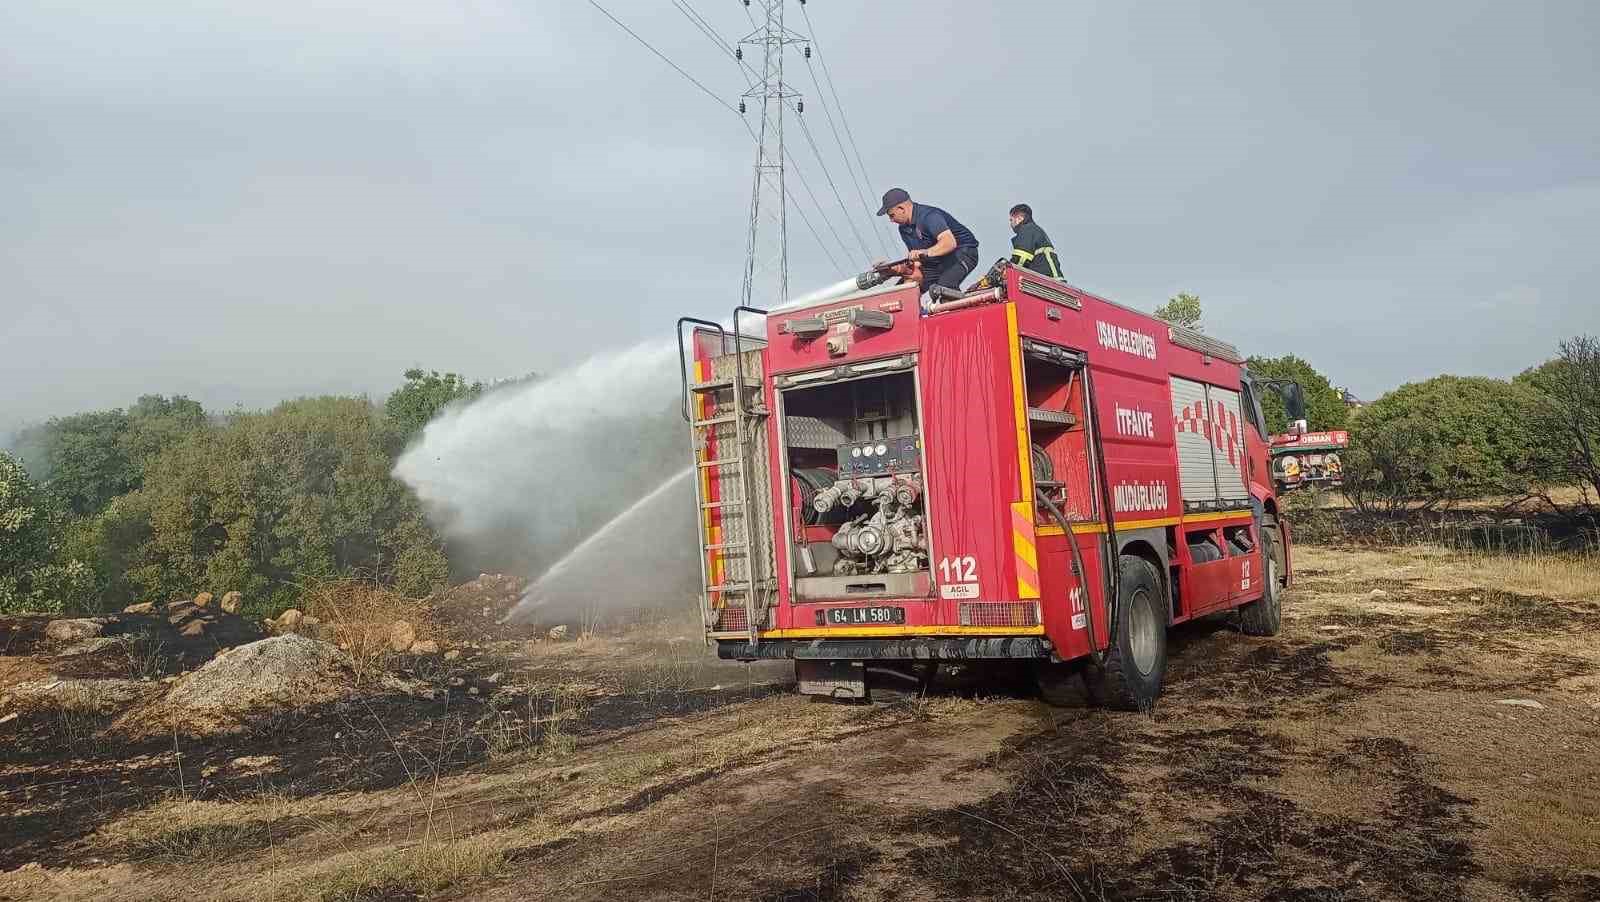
{"left": 2, "top": 545, "right": 1598, "bottom": 901}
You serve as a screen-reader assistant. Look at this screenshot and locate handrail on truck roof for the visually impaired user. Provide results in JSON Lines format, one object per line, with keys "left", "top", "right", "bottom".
{"left": 675, "top": 317, "right": 725, "bottom": 423}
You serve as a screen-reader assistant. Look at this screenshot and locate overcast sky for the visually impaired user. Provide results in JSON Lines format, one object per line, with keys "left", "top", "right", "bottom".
{"left": 4, "top": 0, "right": 1597, "bottom": 439}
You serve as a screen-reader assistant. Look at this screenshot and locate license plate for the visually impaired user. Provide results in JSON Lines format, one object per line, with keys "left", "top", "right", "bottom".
{"left": 826, "top": 606, "right": 905, "bottom": 626}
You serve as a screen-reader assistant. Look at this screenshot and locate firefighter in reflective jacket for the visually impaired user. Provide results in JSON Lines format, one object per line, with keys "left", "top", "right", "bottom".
{"left": 1008, "top": 203, "right": 1063, "bottom": 279}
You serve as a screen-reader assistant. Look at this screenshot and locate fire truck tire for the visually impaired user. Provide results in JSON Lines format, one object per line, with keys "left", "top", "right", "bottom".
{"left": 1239, "top": 521, "right": 1284, "bottom": 637}
{"left": 1084, "top": 555, "right": 1168, "bottom": 712}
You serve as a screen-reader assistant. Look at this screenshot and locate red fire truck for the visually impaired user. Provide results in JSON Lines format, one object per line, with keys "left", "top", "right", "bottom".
{"left": 677, "top": 264, "right": 1299, "bottom": 710}
{"left": 1270, "top": 430, "right": 1348, "bottom": 492}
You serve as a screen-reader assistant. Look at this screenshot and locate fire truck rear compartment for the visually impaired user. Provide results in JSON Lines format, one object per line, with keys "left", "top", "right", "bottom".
{"left": 781, "top": 370, "right": 930, "bottom": 600}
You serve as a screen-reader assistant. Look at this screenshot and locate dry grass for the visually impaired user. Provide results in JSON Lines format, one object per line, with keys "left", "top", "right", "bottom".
{"left": 118, "top": 629, "right": 172, "bottom": 681}
{"left": 124, "top": 819, "right": 281, "bottom": 863}
{"left": 1446, "top": 550, "right": 1600, "bottom": 600}
{"left": 478, "top": 684, "right": 582, "bottom": 759}
{"left": 8, "top": 683, "right": 123, "bottom": 756}
{"left": 304, "top": 835, "right": 507, "bottom": 901}
{"left": 101, "top": 793, "right": 323, "bottom": 863}
{"left": 302, "top": 580, "right": 438, "bottom": 684}
{"left": 1296, "top": 543, "right": 1600, "bottom": 601}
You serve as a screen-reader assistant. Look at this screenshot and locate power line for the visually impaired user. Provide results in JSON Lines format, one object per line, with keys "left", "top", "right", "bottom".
{"left": 590, "top": 0, "right": 846, "bottom": 269}
{"left": 738, "top": 116, "right": 848, "bottom": 269}
{"left": 800, "top": 51, "right": 890, "bottom": 259}
{"left": 798, "top": 1, "right": 889, "bottom": 256}
{"left": 781, "top": 142, "right": 856, "bottom": 264}
{"left": 673, "top": 0, "right": 736, "bottom": 59}
{"left": 768, "top": 169, "right": 844, "bottom": 272}
{"left": 588, "top": 1, "right": 738, "bottom": 115}
{"left": 790, "top": 101, "right": 873, "bottom": 260}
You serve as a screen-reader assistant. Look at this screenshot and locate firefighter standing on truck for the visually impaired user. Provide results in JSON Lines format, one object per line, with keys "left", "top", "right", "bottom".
{"left": 876, "top": 188, "right": 979, "bottom": 303}
{"left": 1008, "top": 203, "right": 1063, "bottom": 279}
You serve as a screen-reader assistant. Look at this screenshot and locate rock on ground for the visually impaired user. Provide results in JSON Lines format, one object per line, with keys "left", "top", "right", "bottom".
{"left": 45, "top": 619, "right": 108, "bottom": 642}
{"left": 165, "top": 635, "right": 354, "bottom": 712}
{"left": 53, "top": 637, "right": 126, "bottom": 658}
{"left": 1495, "top": 698, "right": 1546, "bottom": 710}
{"left": 388, "top": 620, "right": 417, "bottom": 653}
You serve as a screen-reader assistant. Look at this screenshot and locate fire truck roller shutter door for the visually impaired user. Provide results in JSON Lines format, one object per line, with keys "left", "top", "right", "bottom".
{"left": 1170, "top": 377, "right": 1221, "bottom": 504}
{"left": 1209, "top": 386, "right": 1251, "bottom": 505}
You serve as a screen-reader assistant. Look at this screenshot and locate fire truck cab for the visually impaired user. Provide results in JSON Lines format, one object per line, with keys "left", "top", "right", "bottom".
{"left": 677, "top": 264, "right": 1293, "bottom": 709}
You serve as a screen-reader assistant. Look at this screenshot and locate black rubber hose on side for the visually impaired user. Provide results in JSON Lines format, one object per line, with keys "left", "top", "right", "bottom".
{"left": 1035, "top": 488, "right": 1104, "bottom": 667}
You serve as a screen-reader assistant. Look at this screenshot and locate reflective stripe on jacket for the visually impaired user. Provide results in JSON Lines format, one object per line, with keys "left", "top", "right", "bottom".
{"left": 1010, "top": 220, "right": 1062, "bottom": 279}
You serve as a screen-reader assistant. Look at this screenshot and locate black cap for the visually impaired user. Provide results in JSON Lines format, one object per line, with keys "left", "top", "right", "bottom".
{"left": 876, "top": 187, "right": 910, "bottom": 216}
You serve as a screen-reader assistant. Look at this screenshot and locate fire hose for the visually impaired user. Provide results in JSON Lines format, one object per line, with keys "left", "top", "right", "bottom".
{"left": 1034, "top": 486, "right": 1103, "bottom": 667}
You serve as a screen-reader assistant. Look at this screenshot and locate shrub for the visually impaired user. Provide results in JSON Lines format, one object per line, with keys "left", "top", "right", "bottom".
{"left": 1516, "top": 335, "right": 1600, "bottom": 514}
{"left": 0, "top": 452, "right": 95, "bottom": 613}
{"left": 1342, "top": 376, "right": 1541, "bottom": 512}
{"left": 116, "top": 397, "right": 450, "bottom": 615}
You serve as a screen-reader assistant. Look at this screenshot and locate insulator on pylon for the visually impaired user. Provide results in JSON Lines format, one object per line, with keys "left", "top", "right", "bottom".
{"left": 735, "top": 47, "right": 742, "bottom": 61}
{"left": 738, "top": 100, "right": 746, "bottom": 114}
{"left": 804, "top": 45, "right": 812, "bottom": 59}
{"left": 797, "top": 100, "right": 804, "bottom": 114}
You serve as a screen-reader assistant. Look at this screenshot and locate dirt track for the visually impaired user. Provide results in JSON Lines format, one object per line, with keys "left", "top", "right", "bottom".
{"left": 3, "top": 545, "right": 1598, "bottom": 901}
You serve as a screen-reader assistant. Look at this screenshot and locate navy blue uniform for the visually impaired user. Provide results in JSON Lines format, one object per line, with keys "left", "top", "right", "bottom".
{"left": 898, "top": 203, "right": 979, "bottom": 295}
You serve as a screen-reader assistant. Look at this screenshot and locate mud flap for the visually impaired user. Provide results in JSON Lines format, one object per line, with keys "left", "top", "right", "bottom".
{"left": 796, "top": 660, "right": 867, "bottom": 700}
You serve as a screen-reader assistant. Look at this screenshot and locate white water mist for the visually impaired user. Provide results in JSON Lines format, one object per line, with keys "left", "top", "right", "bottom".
{"left": 510, "top": 466, "right": 697, "bottom": 622}
{"left": 394, "top": 338, "right": 694, "bottom": 619}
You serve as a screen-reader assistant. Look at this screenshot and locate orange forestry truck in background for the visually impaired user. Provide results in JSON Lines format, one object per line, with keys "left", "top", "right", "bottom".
{"left": 676, "top": 263, "right": 1304, "bottom": 709}
{"left": 1270, "top": 430, "right": 1348, "bottom": 493}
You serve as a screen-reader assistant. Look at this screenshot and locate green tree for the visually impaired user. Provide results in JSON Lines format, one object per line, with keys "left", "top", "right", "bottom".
{"left": 122, "top": 396, "right": 448, "bottom": 615}
{"left": 11, "top": 395, "right": 207, "bottom": 518}
{"left": 15, "top": 410, "right": 134, "bottom": 517}
{"left": 385, "top": 369, "right": 484, "bottom": 444}
{"left": 0, "top": 452, "right": 93, "bottom": 613}
{"left": 1246, "top": 354, "right": 1350, "bottom": 434}
{"left": 1516, "top": 335, "right": 1600, "bottom": 513}
{"left": 121, "top": 395, "right": 207, "bottom": 474}
{"left": 1154, "top": 292, "right": 1204, "bottom": 332}
{"left": 1341, "top": 376, "right": 1541, "bottom": 512}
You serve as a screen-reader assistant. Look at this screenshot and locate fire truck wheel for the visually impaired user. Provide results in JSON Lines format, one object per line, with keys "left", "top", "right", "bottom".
{"left": 1239, "top": 521, "right": 1284, "bottom": 637}
{"left": 1084, "top": 555, "right": 1168, "bottom": 712}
